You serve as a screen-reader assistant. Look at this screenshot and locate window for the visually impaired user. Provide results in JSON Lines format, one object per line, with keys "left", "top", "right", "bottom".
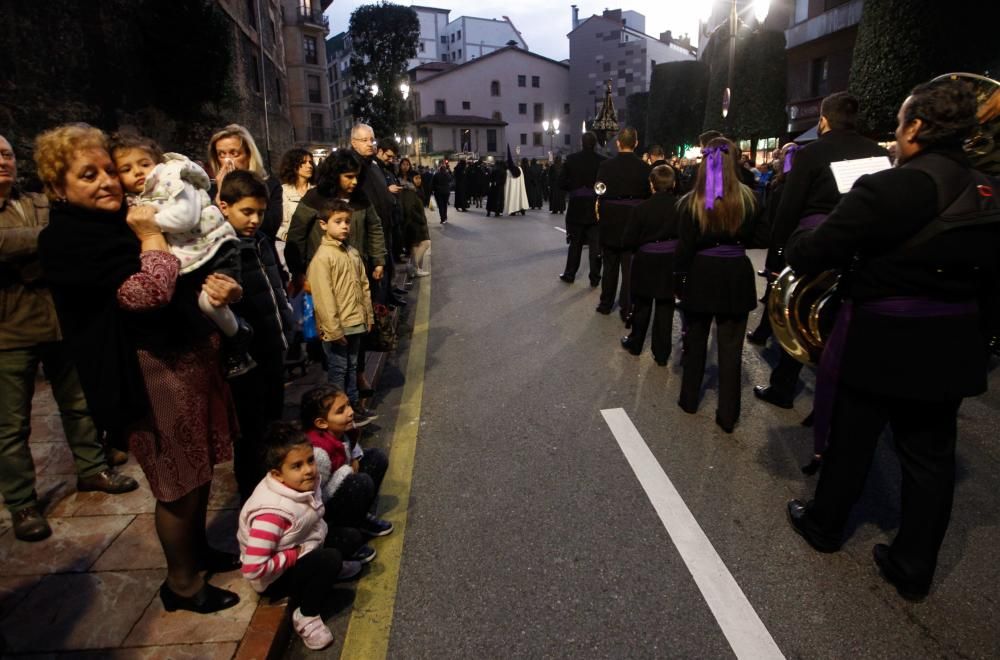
{"left": 435, "top": 99, "right": 447, "bottom": 114}
{"left": 531, "top": 75, "right": 540, "bottom": 88}
{"left": 304, "top": 36, "right": 318, "bottom": 64}
{"left": 603, "top": 62, "right": 611, "bottom": 72}
{"left": 518, "top": 103, "right": 527, "bottom": 115}
{"left": 457, "top": 30, "right": 461, "bottom": 39}
{"left": 247, "top": 0, "right": 257, "bottom": 29}
{"left": 249, "top": 56, "right": 261, "bottom": 92}
{"left": 307, "top": 74, "right": 322, "bottom": 103}
{"left": 532, "top": 132, "right": 543, "bottom": 146}
{"left": 450, "top": 33, "right": 455, "bottom": 42}
{"left": 564, "top": 103, "right": 570, "bottom": 115}
{"left": 810, "top": 56, "right": 830, "bottom": 97}
{"left": 492, "top": 111, "right": 503, "bottom": 120}
{"left": 490, "top": 80, "right": 500, "bottom": 96}
{"left": 487, "top": 129, "right": 497, "bottom": 152}
{"left": 442, "top": 55, "right": 448, "bottom": 62}
{"left": 517, "top": 75, "right": 526, "bottom": 87}
{"left": 564, "top": 133, "right": 571, "bottom": 146}
{"left": 533, "top": 103, "right": 543, "bottom": 122}
{"left": 462, "top": 101, "right": 471, "bottom": 110}
{"left": 275, "top": 78, "right": 282, "bottom": 105}
{"left": 311, "top": 113, "right": 324, "bottom": 129}
{"left": 441, "top": 35, "right": 447, "bottom": 44}
{"left": 458, "top": 49, "right": 462, "bottom": 58}
{"left": 520, "top": 133, "right": 527, "bottom": 145}
{"left": 419, "top": 42, "right": 425, "bottom": 53}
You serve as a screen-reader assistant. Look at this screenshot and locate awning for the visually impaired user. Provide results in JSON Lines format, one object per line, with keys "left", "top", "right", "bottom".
{"left": 794, "top": 125, "right": 819, "bottom": 143}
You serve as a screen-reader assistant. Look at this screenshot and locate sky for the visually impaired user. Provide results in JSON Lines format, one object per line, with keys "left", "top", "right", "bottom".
{"left": 324, "top": 1, "right": 705, "bottom": 61}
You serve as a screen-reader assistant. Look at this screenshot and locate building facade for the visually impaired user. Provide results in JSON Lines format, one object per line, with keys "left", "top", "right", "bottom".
{"left": 439, "top": 16, "right": 528, "bottom": 64}
{"left": 327, "top": 31, "right": 355, "bottom": 146}
{"left": 568, "top": 8, "right": 695, "bottom": 142}
{"left": 281, "top": 0, "right": 334, "bottom": 149}
{"left": 411, "top": 5, "right": 452, "bottom": 69}
{"left": 409, "top": 47, "right": 571, "bottom": 161}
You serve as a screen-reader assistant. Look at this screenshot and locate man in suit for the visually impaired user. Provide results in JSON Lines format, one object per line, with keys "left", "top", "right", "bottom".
{"left": 594, "top": 127, "right": 651, "bottom": 319}
{"left": 754, "top": 92, "right": 888, "bottom": 409}
{"left": 558, "top": 132, "right": 605, "bottom": 286}
{"left": 785, "top": 79, "right": 1000, "bottom": 600}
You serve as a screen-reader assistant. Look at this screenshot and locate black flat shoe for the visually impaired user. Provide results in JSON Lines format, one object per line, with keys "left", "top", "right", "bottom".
{"left": 786, "top": 500, "right": 840, "bottom": 553}
{"left": 654, "top": 357, "right": 668, "bottom": 366}
{"left": 589, "top": 278, "right": 600, "bottom": 288}
{"left": 159, "top": 581, "right": 240, "bottom": 614}
{"left": 753, "top": 385, "right": 794, "bottom": 410}
{"left": 746, "top": 331, "right": 767, "bottom": 346}
{"left": 201, "top": 548, "right": 242, "bottom": 574}
{"left": 620, "top": 336, "right": 640, "bottom": 356}
{"left": 677, "top": 400, "right": 697, "bottom": 414}
{"left": 595, "top": 305, "right": 612, "bottom": 315}
{"left": 872, "top": 544, "right": 929, "bottom": 601}
{"left": 715, "top": 416, "right": 735, "bottom": 433}
{"left": 558, "top": 273, "right": 574, "bottom": 283}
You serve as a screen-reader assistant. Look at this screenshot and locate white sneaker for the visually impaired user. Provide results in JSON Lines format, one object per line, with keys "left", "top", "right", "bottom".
{"left": 337, "top": 559, "right": 363, "bottom": 581}
{"left": 415, "top": 269, "right": 430, "bottom": 277}
{"left": 292, "top": 607, "right": 334, "bottom": 650}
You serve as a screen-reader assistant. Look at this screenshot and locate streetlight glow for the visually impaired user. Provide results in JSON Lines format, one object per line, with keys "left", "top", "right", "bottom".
{"left": 753, "top": 0, "right": 771, "bottom": 23}
{"left": 542, "top": 120, "right": 550, "bottom": 131}
{"left": 400, "top": 82, "right": 410, "bottom": 100}
{"left": 370, "top": 83, "right": 379, "bottom": 96}
{"left": 553, "top": 118, "right": 560, "bottom": 131}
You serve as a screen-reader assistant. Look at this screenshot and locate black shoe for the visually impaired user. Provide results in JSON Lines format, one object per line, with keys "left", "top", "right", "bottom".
{"left": 77, "top": 469, "right": 139, "bottom": 494}
{"left": 677, "top": 400, "right": 697, "bottom": 414}
{"left": 621, "top": 311, "right": 633, "bottom": 328}
{"left": 159, "top": 581, "right": 240, "bottom": 614}
{"left": 715, "top": 415, "right": 735, "bottom": 434}
{"left": 620, "top": 336, "right": 640, "bottom": 356}
{"left": 595, "top": 305, "right": 612, "bottom": 315}
{"left": 746, "top": 331, "right": 767, "bottom": 346}
{"left": 872, "top": 544, "right": 929, "bottom": 601}
{"left": 589, "top": 277, "right": 600, "bottom": 288}
{"left": 389, "top": 295, "right": 408, "bottom": 307}
{"left": 559, "top": 273, "right": 574, "bottom": 283}
{"left": 654, "top": 356, "right": 668, "bottom": 366}
{"left": 225, "top": 320, "right": 257, "bottom": 379}
{"left": 786, "top": 500, "right": 840, "bottom": 553}
{"left": 801, "top": 411, "right": 815, "bottom": 427}
{"left": 753, "top": 385, "right": 794, "bottom": 409}
{"left": 12, "top": 506, "right": 52, "bottom": 542}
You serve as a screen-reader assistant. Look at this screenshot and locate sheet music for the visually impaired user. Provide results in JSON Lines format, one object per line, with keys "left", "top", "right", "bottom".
{"left": 829, "top": 157, "right": 893, "bottom": 193}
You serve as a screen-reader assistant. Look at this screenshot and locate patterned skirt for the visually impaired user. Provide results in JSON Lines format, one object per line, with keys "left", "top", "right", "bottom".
{"left": 128, "top": 334, "right": 238, "bottom": 502}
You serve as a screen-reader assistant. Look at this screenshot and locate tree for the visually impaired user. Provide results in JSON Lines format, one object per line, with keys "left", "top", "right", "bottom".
{"left": 349, "top": 3, "right": 420, "bottom": 138}
{"left": 647, "top": 61, "right": 708, "bottom": 156}
{"left": 626, "top": 92, "right": 649, "bottom": 146}
{"left": 849, "top": 1, "right": 1000, "bottom": 136}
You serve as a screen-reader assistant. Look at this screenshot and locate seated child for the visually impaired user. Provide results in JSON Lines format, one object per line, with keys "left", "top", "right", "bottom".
{"left": 402, "top": 172, "right": 431, "bottom": 278}
{"left": 300, "top": 385, "right": 393, "bottom": 540}
{"left": 111, "top": 133, "right": 254, "bottom": 377}
{"left": 237, "top": 422, "right": 362, "bottom": 651}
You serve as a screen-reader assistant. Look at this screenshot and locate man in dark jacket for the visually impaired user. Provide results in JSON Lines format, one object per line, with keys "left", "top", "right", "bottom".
{"left": 559, "top": 132, "right": 605, "bottom": 285}
{"left": 432, "top": 162, "right": 452, "bottom": 224}
{"left": 594, "top": 127, "right": 651, "bottom": 319}
{"left": 785, "top": 79, "right": 1000, "bottom": 600}
{"left": 754, "top": 92, "right": 888, "bottom": 409}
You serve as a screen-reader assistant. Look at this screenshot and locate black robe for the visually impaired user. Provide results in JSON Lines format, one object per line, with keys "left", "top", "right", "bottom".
{"left": 486, "top": 165, "right": 506, "bottom": 214}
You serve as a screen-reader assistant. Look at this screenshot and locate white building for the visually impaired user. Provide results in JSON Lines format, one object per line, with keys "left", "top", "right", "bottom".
{"left": 440, "top": 15, "right": 528, "bottom": 64}
{"left": 408, "top": 46, "right": 571, "bottom": 161}
{"left": 410, "top": 5, "right": 451, "bottom": 69}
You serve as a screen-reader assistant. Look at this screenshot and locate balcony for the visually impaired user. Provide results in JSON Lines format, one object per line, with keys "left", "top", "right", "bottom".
{"left": 296, "top": 126, "right": 337, "bottom": 144}
{"left": 298, "top": 8, "right": 330, "bottom": 34}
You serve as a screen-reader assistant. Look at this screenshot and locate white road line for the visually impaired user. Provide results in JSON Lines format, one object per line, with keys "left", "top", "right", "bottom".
{"left": 601, "top": 408, "right": 785, "bottom": 660}
{"left": 553, "top": 226, "right": 567, "bottom": 233}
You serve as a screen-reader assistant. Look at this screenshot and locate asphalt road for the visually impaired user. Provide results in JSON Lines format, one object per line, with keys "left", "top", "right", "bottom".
{"left": 298, "top": 204, "right": 1000, "bottom": 659}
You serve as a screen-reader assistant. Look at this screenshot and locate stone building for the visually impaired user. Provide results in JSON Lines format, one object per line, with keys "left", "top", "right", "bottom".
{"left": 280, "top": 0, "right": 334, "bottom": 151}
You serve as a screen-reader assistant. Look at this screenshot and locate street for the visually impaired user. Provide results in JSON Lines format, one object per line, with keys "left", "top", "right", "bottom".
{"left": 326, "top": 204, "right": 1000, "bottom": 659}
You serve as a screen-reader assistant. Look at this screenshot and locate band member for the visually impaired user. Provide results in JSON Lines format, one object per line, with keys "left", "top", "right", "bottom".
{"left": 754, "top": 92, "right": 888, "bottom": 409}
{"left": 558, "top": 132, "right": 605, "bottom": 285}
{"left": 594, "top": 127, "right": 651, "bottom": 320}
{"left": 785, "top": 79, "right": 1000, "bottom": 600}
{"left": 620, "top": 165, "right": 681, "bottom": 364}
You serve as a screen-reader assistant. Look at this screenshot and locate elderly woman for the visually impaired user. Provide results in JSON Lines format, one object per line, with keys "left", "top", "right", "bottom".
{"left": 37, "top": 124, "right": 241, "bottom": 614}
{"left": 208, "top": 124, "right": 283, "bottom": 243}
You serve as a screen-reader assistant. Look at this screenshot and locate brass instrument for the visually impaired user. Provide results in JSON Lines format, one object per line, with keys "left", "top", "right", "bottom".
{"left": 767, "top": 72, "right": 1000, "bottom": 366}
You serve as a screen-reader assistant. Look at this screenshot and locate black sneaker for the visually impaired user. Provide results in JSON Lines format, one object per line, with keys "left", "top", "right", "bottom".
{"left": 225, "top": 351, "right": 257, "bottom": 379}
{"left": 350, "top": 545, "right": 377, "bottom": 564}
{"left": 362, "top": 513, "right": 393, "bottom": 537}
{"left": 224, "top": 320, "right": 257, "bottom": 379}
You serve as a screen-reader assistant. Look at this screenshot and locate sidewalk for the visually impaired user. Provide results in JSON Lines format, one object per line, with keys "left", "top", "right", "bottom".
{"left": 0, "top": 353, "right": 380, "bottom": 659}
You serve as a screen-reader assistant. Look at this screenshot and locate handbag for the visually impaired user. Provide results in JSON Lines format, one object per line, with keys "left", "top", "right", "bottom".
{"left": 364, "top": 303, "right": 396, "bottom": 352}
{"left": 301, "top": 292, "right": 319, "bottom": 341}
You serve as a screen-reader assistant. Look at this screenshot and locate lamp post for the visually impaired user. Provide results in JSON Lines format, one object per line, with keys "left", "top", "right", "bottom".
{"left": 701, "top": 0, "right": 771, "bottom": 118}
{"left": 542, "top": 118, "right": 560, "bottom": 160}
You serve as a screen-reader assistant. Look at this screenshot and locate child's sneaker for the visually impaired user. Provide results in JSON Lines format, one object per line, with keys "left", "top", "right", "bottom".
{"left": 336, "top": 559, "right": 363, "bottom": 581}
{"left": 362, "top": 513, "right": 393, "bottom": 537}
{"left": 224, "top": 320, "right": 257, "bottom": 379}
{"left": 415, "top": 269, "right": 430, "bottom": 277}
{"left": 350, "top": 544, "right": 377, "bottom": 564}
{"left": 292, "top": 607, "right": 334, "bottom": 650}
{"left": 352, "top": 406, "right": 379, "bottom": 428}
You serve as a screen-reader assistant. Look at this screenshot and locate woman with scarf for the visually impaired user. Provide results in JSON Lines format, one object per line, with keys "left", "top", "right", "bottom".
{"left": 675, "top": 137, "right": 765, "bottom": 433}
{"left": 37, "top": 124, "right": 243, "bottom": 614}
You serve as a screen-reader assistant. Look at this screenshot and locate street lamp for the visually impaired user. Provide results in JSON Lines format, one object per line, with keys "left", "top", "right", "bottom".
{"left": 400, "top": 82, "right": 410, "bottom": 101}
{"left": 370, "top": 82, "right": 379, "bottom": 97}
{"left": 702, "top": 0, "right": 771, "bottom": 118}
{"left": 542, "top": 118, "right": 560, "bottom": 158}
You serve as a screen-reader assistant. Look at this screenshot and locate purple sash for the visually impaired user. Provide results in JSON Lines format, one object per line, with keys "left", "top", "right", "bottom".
{"left": 799, "top": 213, "right": 827, "bottom": 229}
{"left": 813, "top": 296, "right": 979, "bottom": 454}
{"left": 603, "top": 198, "right": 644, "bottom": 207}
{"left": 697, "top": 244, "right": 746, "bottom": 258}
{"left": 569, "top": 187, "right": 595, "bottom": 199}
{"left": 639, "top": 239, "right": 679, "bottom": 254}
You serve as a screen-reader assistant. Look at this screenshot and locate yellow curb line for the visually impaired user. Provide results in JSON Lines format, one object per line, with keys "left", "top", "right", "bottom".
{"left": 340, "top": 274, "right": 431, "bottom": 660}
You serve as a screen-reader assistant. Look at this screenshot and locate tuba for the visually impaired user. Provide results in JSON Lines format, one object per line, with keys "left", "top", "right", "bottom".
{"left": 768, "top": 72, "right": 1000, "bottom": 366}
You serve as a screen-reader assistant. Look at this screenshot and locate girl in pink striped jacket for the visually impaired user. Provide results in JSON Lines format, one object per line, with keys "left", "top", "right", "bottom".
{"left": 237, "top": 422, "right": 362, "bottom": 650}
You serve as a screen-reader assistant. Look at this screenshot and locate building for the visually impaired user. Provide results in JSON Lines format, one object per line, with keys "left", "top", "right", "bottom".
{"left": 568, "top": 8, "right": 696, "bottom": 142}
{"left": 783, "top": 0, "right": 865, "bottom": 134}
{"left": 411, "top": 5, "right": 452, "bottom": 69}
{"left": 439, "top": 15, "right": 528, "bottom": 64}
{"left": 281, "top": 0, "right": 335, "bottom": 150}
{"left": 327, "top": 31, "right": 355, "bottom": 145}
{"left": 408, "top": 46, "right": 571, "bottom": 161}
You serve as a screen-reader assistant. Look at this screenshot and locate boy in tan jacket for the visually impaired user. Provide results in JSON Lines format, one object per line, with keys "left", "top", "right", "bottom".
{"left": 306, "top": 199, "right": 376, "bottom": 425}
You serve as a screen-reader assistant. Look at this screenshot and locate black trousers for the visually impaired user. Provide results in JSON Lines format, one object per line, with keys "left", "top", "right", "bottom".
{"left": 679, "top": 312, "right": 748, "bottom": 427}
{"left": 263, "top": 547, "right": 342, "bottom": 616}
{"left": 230, "top": 348, "right": 285, "bottom": 502}
{"left": 768, "top": 349, "right": 804, "bottom": 400}
{"left": 599, "top": 246, "right": 632, "bottom": 312}
{"left": 801, "top": 384, "right": 961, "bottom": 589}
{"left": 563, "top": 224, "right": 601, "bottom": 282}
{"left": 629, "top": 297, "right": 675, "bottom": 362}
{"left": 434, "top": 192, "right": 449, "bottom": 222}
{"left": 324, "top": 447, "right": 389, "bottom": 528}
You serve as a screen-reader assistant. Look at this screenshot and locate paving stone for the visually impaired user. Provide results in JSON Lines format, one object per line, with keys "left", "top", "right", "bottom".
{"left": 0, "top": 514, "right": 133, "bottom": 575}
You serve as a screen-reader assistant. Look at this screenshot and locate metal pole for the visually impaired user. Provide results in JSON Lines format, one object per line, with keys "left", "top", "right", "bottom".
{"left": 255, "top": 0, "right": 272, "bottom": 167}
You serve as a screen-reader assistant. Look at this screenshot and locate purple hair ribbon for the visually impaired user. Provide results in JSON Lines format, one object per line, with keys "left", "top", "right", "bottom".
{"left": 702, "top": 144, "right": 728, "bottom": 210}
{"left": 782, "top": 145, "right": 801, "bottom": 174}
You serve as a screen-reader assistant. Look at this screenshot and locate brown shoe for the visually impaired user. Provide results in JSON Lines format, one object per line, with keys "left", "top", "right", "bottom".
{"left": 107, "top": 448, "right": 129, "bottom": 466}
{"left": 13, "top": 506, "right": 52, "bottom": 542}
{"left": 77, "top": 469, "right": 139, "bottom": 494}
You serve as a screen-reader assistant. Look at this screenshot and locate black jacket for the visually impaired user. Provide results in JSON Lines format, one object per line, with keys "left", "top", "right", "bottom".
{"left": 359, "top": 154, "right": 394, "bottom": 238}
{"left": 231, "top": 232, "right": 293, "bottom": 356}
{"left": 560, "top": 149, "right": 605, "bottom": 226}
{"left": 623, "top": 191, "right": 681, "bottom": 300}
{"left": 787, "top": 148, "right": 1000, "bottom": 400}
{"left": 595, "top": 151, "right": 651, "bottom": 247}
{"left": 771, "top": 129, "right": 887, "bottom": 253}
{"left": 432, "top": 168, "right": 452, "bottom": 196}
